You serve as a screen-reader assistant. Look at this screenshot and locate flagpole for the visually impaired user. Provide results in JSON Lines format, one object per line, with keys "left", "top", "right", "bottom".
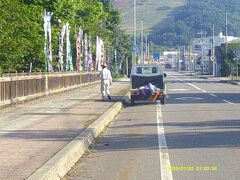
{"left": 48, "top": 12, "right": 53, "bottom": 72}
{"left": 88, "top": 36, "right": 93, "bottom": 71}
{"left": 76, "top": 28, "right": 82, "bottom": 71}
{"left": 58, "top": 19, "right": 61, "bottom": 72}
{"left": 66, "top": 23, "right": 69, "bottom": 71}
{"left": 44, "top": 11, "right": 53, "bottom": 72}
{"left": 85, "top": 34, "right": 89, "bottom": 71}
{"left": 141, "top": 21, "right": 144, "bottom": 64}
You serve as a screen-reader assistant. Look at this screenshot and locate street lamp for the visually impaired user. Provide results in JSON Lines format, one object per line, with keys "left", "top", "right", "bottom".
{"left": 133, "top": 0, "right": 137, "bottom": 66}
{"left": 225, "top": 11, "right": 228, "bottom": 56}
{"left": 196, "top": 30, "right": 204, "bottom": 74}
{"left": 211, "top": 24, "right": 217, "bottom": 76}
{"left": 141, "top": 21, "right": 144, "bottom": 64}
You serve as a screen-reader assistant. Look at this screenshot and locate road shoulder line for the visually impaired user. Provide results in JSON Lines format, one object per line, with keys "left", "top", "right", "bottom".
{"left": 157, "top": 101, "right": 173, "bottom": 180}
{"left": 175, "top": 77, "right": 207, "bottom": 93}
{"left": 210, "top": 93, "right": 217, "bottom": 97}
{"left": 222, "top": 99, "right": 234, "bottom": 104}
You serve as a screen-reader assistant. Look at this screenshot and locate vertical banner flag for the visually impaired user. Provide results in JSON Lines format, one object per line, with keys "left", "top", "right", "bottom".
{"left": 101, "top": 38, "right": 105, "bottom": 70}
{"left": 76, "top": 28, "right": 82, "bottom": 71}
{"left": 88, "top": 36, "right": 93, "bottom": 71}
{"left": 96, "top": 36, "right": 100, "bottom": 71}
{"left": 66, "top": 23, "right": 73, "bottom": 71}
{"left": 82, "top": 32, "right": 85, "bottom": 70}
{"left": 57, "top": 19, "right": 61, "bottom": 71}
{"left": 58, "top": 19, "right": 66, "bottom": 72}
{"left": 96, "top": 36, "right": 104, "bottom": 71}
{"left": 43, "top": 11, "right": 53, "bottom": 72}
{"left": 85, "top": 34, "right": 89, "bottom": 71}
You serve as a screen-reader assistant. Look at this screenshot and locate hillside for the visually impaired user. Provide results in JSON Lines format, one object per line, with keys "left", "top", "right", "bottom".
{"left": 114, "top": 0, "right": 240, "bottom": 47}
{"left": 113, "top": 0, "right": 186, "bottom": 34}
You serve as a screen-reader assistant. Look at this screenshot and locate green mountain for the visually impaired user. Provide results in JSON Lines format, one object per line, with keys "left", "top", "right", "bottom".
{"left": 113, "top": 0, "right": 186, "bottom": 34}
{"left": 114, "top": 0, "right": 240, "bottom": 47}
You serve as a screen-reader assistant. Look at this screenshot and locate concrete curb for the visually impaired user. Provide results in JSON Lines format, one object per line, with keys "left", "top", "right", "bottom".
{"left": 27, "top": 94, "right": 129, "bottom": 180}
{"left": 220, "top": 80, "right": 240, "bottom": 86}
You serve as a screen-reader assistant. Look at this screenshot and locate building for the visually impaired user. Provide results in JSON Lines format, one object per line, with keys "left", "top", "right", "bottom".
{"left": 163, "top": 51, "right": 178, "bottom": 70}
{"left": 193, "top": 32, "right": 240, "bottom": 75}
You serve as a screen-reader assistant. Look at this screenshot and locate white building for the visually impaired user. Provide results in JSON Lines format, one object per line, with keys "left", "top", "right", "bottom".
{"left": 193, "top": 32, "right": 240, "bottom": 74}
{"left": 163, "top": 51, "right": 178, "bottom": 70}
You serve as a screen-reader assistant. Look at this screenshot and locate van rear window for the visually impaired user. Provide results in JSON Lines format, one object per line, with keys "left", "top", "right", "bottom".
{"left": 136, "top": 66, "right": 158, "bottom": 74}
{"left": 137, "top": 67, "right": 142, "bottom": 74}
{"left": 152, "top": 67, "right": 157, "bottom": 73}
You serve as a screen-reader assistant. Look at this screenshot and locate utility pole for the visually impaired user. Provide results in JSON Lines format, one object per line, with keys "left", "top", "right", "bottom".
{"left": 141, "top": 21, "right": 144, "bottom": 64}
{"left": 115, "top": 49, "right": 118, "bottom": 75}
{"left": 126, "top": 57, "right": 129, "bottom": 76}
{"left": 237, "top": 58, "right": 239, "bottom": 80}
{"left": 183, "top": 45, "right": 186, "bottom": 71}
{"left": 200, "top": 30, "right": 204, "bottom": 74}
{"left": 225, "top": 11, "right": 232, "bottom": 79}
{"left": 178, "top": 48, "right": 181, "bottom": 72}
{"left": 225, "top": 11, "right": 228, "bottom": 56}
{"left": 133, "top": 0, "right": 137, "bottom": 65}
{"left": 196, "top": 30, "right": 204, "bottom": 74}
{"left": 189, "top": 45, "right": 192, "bottom": 76}
{"left": 147, "top": 43, "right": 150, "bottom": 63}
{"left": 212, "top": 24, "right": 216, "bottom": 76}
{"left": 145, "top": 36, "right": 148, "bottom": 63}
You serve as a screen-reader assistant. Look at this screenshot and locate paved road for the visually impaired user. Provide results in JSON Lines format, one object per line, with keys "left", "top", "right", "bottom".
{"left": 64, "top": 72, "right": 240, "bottom": 180}
{"left": 0, "top": 81, "right": 129, "bottom": 180}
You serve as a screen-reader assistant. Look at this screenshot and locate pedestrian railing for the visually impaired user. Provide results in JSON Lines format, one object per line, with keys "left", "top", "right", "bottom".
{"left": 0, "top": 72, "right": 100, "bottom": 107}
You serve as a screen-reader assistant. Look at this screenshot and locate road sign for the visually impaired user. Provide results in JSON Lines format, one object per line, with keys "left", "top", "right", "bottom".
{"left": 153, "top": 53, "right": 160, "bottom": 60}
{"left": 132, "top": 46, "right": 139, "bottom": 53}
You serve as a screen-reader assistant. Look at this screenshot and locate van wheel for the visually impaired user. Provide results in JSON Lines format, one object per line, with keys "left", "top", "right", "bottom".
{"left": 161, "top": 98, "right": 166, "bottom": 105}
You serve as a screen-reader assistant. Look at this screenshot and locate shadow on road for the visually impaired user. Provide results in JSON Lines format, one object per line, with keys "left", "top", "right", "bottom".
{"left": 91, "top": 119, "right": 240, "bottom": 152}
{"left": 0, "top": 129, "right": 84, "bottom": 141}
{"left": 163, "top": 119, "right": 240, "bottom": 149}
{"left": 1, "top": 119, "right": 239, "bottom": 150}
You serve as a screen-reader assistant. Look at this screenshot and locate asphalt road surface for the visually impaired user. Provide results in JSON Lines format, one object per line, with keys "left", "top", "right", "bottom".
{"left": 64, "top": 72, "right": 240, "bottom": 180}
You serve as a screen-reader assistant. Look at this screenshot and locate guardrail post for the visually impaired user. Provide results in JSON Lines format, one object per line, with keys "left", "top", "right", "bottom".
{"left": 45, "top": 74, "right": 48, "bottom": 95}
{"left": 10, "top": 76, "right": 13, "bottom": 103}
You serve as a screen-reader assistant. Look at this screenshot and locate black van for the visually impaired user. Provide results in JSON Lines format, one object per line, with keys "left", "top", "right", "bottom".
{"left": 130, "top": 64, "right": 167, "bottom": 105}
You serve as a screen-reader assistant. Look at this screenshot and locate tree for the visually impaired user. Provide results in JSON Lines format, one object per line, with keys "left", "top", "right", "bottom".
{"left": 0, "top": 0, "right": 44, "bottom": 73}
{"left": 0, "top": 0, "right": 131, "bottom": 74}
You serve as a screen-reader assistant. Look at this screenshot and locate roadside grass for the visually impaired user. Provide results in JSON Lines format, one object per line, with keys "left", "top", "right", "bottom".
{"left": 229, "top": 76, "right": 240, "bottom": 81}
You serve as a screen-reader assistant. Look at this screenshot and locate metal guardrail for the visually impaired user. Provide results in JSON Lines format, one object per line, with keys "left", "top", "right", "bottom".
{"left": 0, "top": 72, "right": 100, "bottom": 107}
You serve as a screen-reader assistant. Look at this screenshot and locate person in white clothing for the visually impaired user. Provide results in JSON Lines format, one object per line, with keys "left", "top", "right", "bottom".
{"left": 100, "top": 63, "right": 112, "bottom": 101}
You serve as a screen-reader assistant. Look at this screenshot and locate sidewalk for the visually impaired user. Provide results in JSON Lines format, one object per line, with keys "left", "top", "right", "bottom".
{"left": 196, "top": 75, "right": 240, "bottom": 85}
{"left": 180, "top": 71, "right": 240, "bottom": 86}
{"left": 0, "top": 79, "right": 129, "bottom": 180}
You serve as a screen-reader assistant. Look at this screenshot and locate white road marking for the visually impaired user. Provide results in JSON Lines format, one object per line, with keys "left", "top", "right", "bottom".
{"left": 175, "top": 97, "right": 204, "bottom": 100}
{"left": 156, "top": 101, "right": 173, "bottom": 180}
{"left": 168, "top": 89, "right": 189, "bottom": 91}
{"left": 210, "top": 94, "right": 217, "bottom": 97}
{"left": 175, "top": 77, "right": 185, "bottom": 82}
{"left": 175, "top": 77, "right": 207, "bottom": 93}
{"left": 186, "top": 83, "right": 207, "bottom": 93}
{"left": 222, "top": 99, "right": 234, "bottom": 105}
